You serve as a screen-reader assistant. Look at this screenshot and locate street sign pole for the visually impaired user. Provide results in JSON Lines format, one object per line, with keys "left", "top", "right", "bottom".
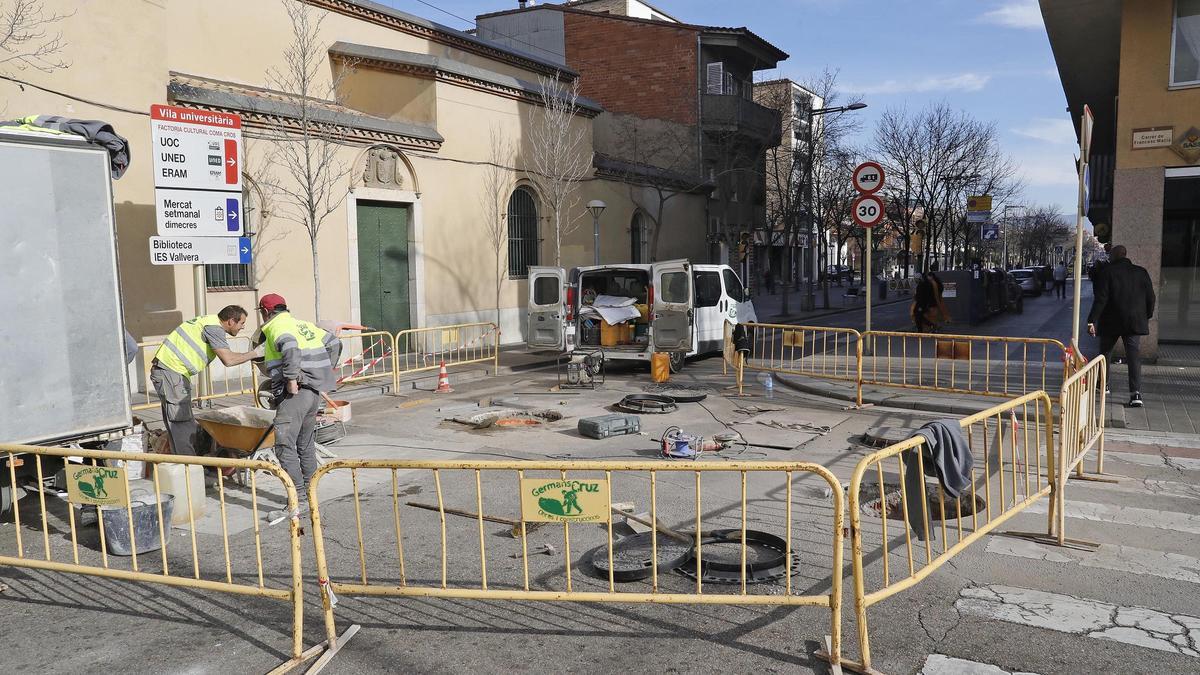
{"left": 1072, "top": 105, "right": 1094, "bottom": 349}
{"left": 851, "top": 164, "right": 885, "bottom": 336}
{"left": 866, "top": 227, "right": 873, "bottom": 334}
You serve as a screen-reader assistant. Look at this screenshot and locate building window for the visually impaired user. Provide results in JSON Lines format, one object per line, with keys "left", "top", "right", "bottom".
{"left": 206, "top": 184, "right": 256, "bottom": 290}
{"left": 1174, "top": 0, "right": 1200, "bottom": 86}
{"left": 630, "top": 212, "right": 647, "bottom": 264}
{"left": 507, "top": 186, "right": 538, "bottom": 278}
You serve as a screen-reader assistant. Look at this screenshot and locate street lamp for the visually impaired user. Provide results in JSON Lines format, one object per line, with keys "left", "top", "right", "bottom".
{"left": 805, "top": 101, "right": 867, "bottom": 310}
{"left": 587, "top": 200, "right": 607, "bottom": 265}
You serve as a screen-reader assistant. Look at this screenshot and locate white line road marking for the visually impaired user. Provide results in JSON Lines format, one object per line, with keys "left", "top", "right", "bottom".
{"left": 1025, "top": 500, "right": 1200, "bottom": 534}
{"left": 1108, "top": 451, "right": 1200, "bottom": 472}
{"left": 1072, "top": 478, "right": 1200, "bottom": 502}
{"left": 920, "top": 654, "right": 1040, "bottom": 675}
{"left": 986, "top": 536, "right": 1200, "bottom": 584}
{"left": 956, "top": 585, "right": 1200, "bottom": 657}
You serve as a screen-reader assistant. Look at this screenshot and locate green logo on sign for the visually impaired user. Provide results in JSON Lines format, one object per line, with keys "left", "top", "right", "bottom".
{"left": 66, "top": 466, "right": 128, "bottom": 507}
{"left": 521, "top": 478, "right": 609, "bottom": 523}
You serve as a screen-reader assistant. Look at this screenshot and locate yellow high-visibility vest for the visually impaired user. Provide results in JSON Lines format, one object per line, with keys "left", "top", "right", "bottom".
{"left": 154, "top": 315, "right": 220, "bottom": 376}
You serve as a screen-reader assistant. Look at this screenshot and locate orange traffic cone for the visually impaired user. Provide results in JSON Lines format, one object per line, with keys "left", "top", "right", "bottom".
{"left": 435, "top": 361, "right": 453, "bottom": 393}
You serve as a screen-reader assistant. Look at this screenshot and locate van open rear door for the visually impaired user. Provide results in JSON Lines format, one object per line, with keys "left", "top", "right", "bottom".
{"left": 651, "top": 259, "right": 693, "bottom": 351}
{"left": 526, "top": 266, "right": 566, "bottom": 349}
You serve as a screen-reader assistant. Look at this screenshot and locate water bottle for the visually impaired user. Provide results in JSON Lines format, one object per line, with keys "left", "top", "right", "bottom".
{"left": 764, "top": 372, "right": 774, "bottom": 399}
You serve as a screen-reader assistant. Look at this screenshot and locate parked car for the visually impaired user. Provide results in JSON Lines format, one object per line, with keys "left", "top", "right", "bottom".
{"left": 1009, "top": 268, "right": 1042, "bottom": 296}
{"left": 822, "top": 265, "right": 854, "bottom": 283}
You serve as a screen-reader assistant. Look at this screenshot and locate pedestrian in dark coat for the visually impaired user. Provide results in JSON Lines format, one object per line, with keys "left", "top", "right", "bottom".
{"left": 1087, "top": 245, "right": 1156, "bottom": 407}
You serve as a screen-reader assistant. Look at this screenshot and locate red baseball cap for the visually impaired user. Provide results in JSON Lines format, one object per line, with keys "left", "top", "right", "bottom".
{"left": 258, "top": 293, "right": 287, "bottom": 313}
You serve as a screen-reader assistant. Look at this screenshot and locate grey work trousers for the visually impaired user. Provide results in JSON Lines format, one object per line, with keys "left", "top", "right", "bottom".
{"left": 273, "top": 388, "right": 322, "bottom": 499}
{"left": 150, "top": 364, "right": 198, "bottom": 456}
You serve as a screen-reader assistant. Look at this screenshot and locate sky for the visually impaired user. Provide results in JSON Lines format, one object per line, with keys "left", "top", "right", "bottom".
{"left": 381, "top": 0, "right": 1079, "bottom": 213}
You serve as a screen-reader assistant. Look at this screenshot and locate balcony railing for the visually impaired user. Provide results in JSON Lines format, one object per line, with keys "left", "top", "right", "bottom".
{"left": 701, "top": 94, "right": 782, "bottom": 144}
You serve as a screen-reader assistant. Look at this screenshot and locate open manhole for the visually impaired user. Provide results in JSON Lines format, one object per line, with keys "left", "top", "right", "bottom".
{"left": 858, "top": 482, "right": 986, "bottom": 522}
{"left": 451, "top": 408, "right": 564, "bottom": 430}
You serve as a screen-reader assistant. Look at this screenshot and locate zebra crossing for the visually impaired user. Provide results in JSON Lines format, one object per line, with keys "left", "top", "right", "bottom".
{"left": 955, "top": 445, "right": 1200, "bottom": 665}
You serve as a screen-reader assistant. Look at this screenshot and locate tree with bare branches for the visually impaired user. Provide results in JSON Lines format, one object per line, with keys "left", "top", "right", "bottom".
{"left": 480, "top": 125, "right": 514, "bottom": 326}
{"left": 0, "top": 0, "right": 70, "bottom": 80}
{"left": 873, "top": 103, "right": 1020, "bottom": 274}
{"left": 599, "top": 114, "right": 707, "bottom": 261}
{"left": 261, "top": 0, "right": 354, "bottom": 319}
{"left": 528, "top": 73, "right": 592, "bottom": 267}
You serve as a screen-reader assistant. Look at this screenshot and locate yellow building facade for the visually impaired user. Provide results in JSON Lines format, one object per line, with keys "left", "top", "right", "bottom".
{"left": 4, "top": 0, "right": 707, "bottom": 346}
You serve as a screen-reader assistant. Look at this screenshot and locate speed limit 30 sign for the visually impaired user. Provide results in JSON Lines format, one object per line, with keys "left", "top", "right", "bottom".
{"left": 852, "top": 194, "right": 885, "bottom": 228}
{"left": 852, "top": 161, "right": 885, "bottom": 194}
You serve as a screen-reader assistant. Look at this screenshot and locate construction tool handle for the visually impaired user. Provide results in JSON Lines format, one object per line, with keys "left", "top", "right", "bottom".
{"left": 612, "top": 507, "right": 693, "bottom": 544}
{"left": 406, "top": 501, "right": 520, "bottom": 526}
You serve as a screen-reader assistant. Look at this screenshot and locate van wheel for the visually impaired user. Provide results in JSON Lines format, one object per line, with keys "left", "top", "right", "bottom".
{"left": 669, "top": 351, "right": 685, "bottom": 373}
{"left": 0, "top": 483, "right": 12, "bottom": 521}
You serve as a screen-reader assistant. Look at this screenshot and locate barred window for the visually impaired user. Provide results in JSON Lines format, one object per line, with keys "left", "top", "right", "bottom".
{"left": 207, "top": 184, "right": 256, "bottom": 290}
{"left": 507, "top": 186, "right": 538, "bottom": 278}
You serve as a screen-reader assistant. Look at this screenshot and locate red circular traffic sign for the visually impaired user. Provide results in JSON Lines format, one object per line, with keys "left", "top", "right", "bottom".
{"left": 852, "top": 194, "right": 885, "bottom": 228}
{"left": 852, "top": 161, "right": 885, "bottom": 194}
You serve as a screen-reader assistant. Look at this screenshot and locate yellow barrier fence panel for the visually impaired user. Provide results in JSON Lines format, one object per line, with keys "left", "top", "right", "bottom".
{"left": 307, "top": 460, "right": 845, "bottom": 671}
{"left": 859, "top": 331, "right": 1069, "bottom": 400}
{"left": 846, "top": 391, "right": 1056, "bottom": 671}
{"left": 133, "top": 337, "right": 259, "bottom": 411}
{"left": 0, "top": 443, "right": 319, "bottom": 672}
{"left": 394, "top": 322, "right": 500, "bottom": 378}
{"left": 333, "top": 331, "right": 398, "bottom": 390}
{"left": 1055, "top": 355, "right": 1108, "bottom": 545}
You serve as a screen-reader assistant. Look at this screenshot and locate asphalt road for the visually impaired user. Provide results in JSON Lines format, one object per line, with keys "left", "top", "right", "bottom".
{"left": 3, "top": 288, "right": 1199, "bottom": 674}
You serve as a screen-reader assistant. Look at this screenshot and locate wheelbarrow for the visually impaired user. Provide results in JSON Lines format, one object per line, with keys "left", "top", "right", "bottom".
{"left": 195, "top": 406, "right": 278, "bottom": 486}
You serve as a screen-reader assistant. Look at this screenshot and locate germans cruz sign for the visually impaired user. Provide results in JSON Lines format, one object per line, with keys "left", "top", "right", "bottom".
{"left": 520, "top": 478, "right": 611, "bottom": 523}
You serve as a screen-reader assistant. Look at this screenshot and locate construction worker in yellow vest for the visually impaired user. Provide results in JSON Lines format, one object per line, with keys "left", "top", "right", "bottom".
{"left": 256, "top": 294, "right": 336, "bottom": 515}
{"left": 150, "top": 306, "right": 262, "bottom": 455}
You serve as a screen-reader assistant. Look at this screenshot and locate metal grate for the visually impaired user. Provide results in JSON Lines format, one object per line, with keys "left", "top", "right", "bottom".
{"left": 507, "top": 187, "right": 538, "bottom": 278}
{"left": 206, "top": 263, "right": 251, "bottom": 290}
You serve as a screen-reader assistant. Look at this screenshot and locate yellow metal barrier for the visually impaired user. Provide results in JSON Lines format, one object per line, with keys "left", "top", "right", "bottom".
{"left": 846, "top": 391, "right": 1056, "bottom": 671}
{"left": 333, "top": 330, "right": 398, "bottom": 390}
{"left": 860, "top": 331, "right": 1069, "bottom": 400}
{"left": 133, "top": 337, "right": 259, "bottom": 411}
{"left": 739, "top": 322, "right": 864, "bottom": 405}
{"left": 306, "top": 459, "right": 846, "bottom": 671}
{"left": 393, "top": 322, "right": 500, "bottom": 382}
{"left": 1052, "top": 355, "right": 1107, "bottom": 545}
{"left": 0, "top": 443, "right": 319, "bottom": 672}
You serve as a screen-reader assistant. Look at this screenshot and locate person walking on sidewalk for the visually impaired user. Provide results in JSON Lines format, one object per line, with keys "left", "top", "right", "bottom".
{"left": 1087, "top": 245, "right": 1155, "bottom": 408}
{"left": 1053, "top": 260, "right": 1068, "bottom": 299}
{"left": 150, "top": 306, "right": 261, "bottom": 455}
{"left": 257, "top": 294, "right": 336, "bottom": 517}
{"left": 911, "top": 270, "right": 949, "bottom": 333}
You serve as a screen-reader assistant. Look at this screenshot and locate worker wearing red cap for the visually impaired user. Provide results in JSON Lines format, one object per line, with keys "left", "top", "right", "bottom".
{"left": 151, "top": 305, "right": 262, "bottom": 455}
{"left": 257, "top": 294, "right": 336, "bottom": 514}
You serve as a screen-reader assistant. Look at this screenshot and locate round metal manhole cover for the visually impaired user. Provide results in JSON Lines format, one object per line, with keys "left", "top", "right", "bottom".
{"left": 615, "top": 394, "right": 678, "bottom": 414}
{"left": 861, "top": 426, "right": 917, "bottom": 448}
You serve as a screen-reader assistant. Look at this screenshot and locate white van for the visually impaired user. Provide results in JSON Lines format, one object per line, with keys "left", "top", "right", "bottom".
{"left": 526, "top": 260, "right": 757, "bottom": 371}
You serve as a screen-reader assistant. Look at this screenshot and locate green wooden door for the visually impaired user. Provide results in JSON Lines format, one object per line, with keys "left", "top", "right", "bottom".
{"left": 357, "top": 202, "right": 411, "bottom": 335}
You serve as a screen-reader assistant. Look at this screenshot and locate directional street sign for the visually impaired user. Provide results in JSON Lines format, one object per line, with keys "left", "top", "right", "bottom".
{"left": 151, "top": 105, "right": 242, "bottom": 192}
{"left": 852, "top": 161, "right": 885, "bottom": 194}
{"left": 981, "top": 222, "right": 1000, "bottom": 241}
{"left": 156, "top": 188, "right": 242, "bottom": 236}
{"left": 852, "top": 194, "right": 885, "bottom": 228}
{"left": 967, "top": 210, "right": 992, "bottom": 223}
{"left": 150, "top": 236, "right": 251, "bottom": 266}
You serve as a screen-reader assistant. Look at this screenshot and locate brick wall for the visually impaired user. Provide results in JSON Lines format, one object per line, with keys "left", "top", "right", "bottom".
{"left": 563, "top": 12, "right": 698, "bottom": 125}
